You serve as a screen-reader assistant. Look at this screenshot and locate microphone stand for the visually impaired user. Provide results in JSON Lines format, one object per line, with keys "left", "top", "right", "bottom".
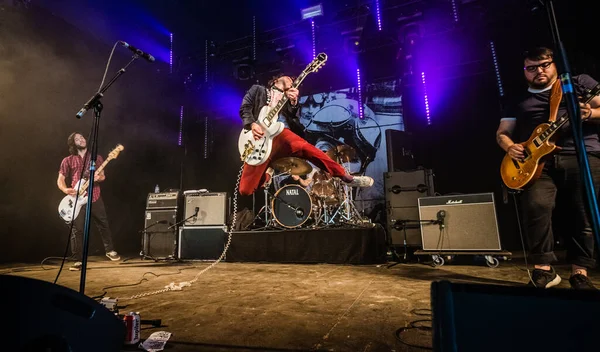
{"left": 387, "top": 219, "right": 438, "bottom": 268}
{"left": 168, "top": 210, "right": 199, "bottom": 230}
{"left": 541, "top": 0, "right": 600, "bottom": 252}
{"left": 76, "top": 54, "right": 141, "bottom": 295}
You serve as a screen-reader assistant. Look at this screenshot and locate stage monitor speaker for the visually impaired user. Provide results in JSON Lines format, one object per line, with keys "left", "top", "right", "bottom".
{"left": 143, "top": 209, "right": 177, "bottom": 258}
{"left": 178, "top": 225, "right": 227, "bottom": 260}
{"left": 386, "top": 206, "right": 423, "bottom": 246}
{"left": 384, "top": 169, "right": 434, "bottom": 208}
{"left": 0, "top": 275, "right": 125, "bottom": 351}
{"left": 418, "top": 193, "right": 501, "bottom": 251}
{"left": 184, "top": 192, "right": 228, "bottom": 226}
{"left": 385, "top": 129, "right": 416, "bottom": 171}
{"left": 431, "top": 280, "right": 600, "bottom": 352}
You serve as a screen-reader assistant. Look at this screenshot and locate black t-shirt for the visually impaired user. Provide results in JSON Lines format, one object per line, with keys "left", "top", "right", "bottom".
{"left": 502, "top": 74, "right": 600, "bottom": 154}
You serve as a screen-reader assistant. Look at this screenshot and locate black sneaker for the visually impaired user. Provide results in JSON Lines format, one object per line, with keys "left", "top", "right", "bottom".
{"left": 569, "top": 274, "right": 598, "bottom": 290}
{"left": 529, "top": 267, "right": 561, "bottom": 288}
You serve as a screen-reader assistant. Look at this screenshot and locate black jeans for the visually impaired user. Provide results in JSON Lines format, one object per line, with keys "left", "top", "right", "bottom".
{"left": 69, "top": 197, "right": 115, "bottom": 260}
{"left": 520, "top": 154, "right": 600, "bottom": 268}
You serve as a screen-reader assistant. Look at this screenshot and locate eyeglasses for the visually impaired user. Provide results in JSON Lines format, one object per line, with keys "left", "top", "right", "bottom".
{"left": 524, "top": 61, "right": 553, "bottom": 73}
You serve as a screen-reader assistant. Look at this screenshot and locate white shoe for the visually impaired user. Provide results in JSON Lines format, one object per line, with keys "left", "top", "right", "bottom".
{"left": 69, "top": 262, "right": 82, "bottom": 271}
{"left": 346, "top": 176, "right": 374, "bottom": 188}
{"left": 106, "top": 251, "right": 121, "bottom": 261}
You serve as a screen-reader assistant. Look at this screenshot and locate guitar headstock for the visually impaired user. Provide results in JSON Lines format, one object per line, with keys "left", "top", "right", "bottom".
{"left": 304, "top": 53, "right": 328, "bottom": 74}
{"left": 107, "top": 144, "right": 124, "bottom": 160}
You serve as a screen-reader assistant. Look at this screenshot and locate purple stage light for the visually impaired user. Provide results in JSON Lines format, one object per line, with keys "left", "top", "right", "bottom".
{"left": 421, "top": 72, "right": 431, "bottom": 125}
{"left": 451, "top": 0, "right": 459, "bottom": 22}
{"left": 375, "top": 0, "right": 382, "bottom": 31}
{"left": 490, "top": 41, "right": 504, "bottom": 97}
{"left": 357, "top": 68, "right": 364, "bottom": 119}
{"left": 178, "top": 106, "right": 184, "bottom": 146}
{"left": 169, "top": 33, "right": 173, "bottom": 73}
{"left": 311, "top": 19, "right": 316, "bottom": 60}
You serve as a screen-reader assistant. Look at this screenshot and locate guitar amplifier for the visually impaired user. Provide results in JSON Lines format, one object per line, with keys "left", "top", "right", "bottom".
{"left": 142, "top": 209, "right": 177, "bottom": 258}
{"left": 146, "top": 191, "right": 179, "bottom": 210}
{"left": 418, "top": 193, "right": 501, "bottom": 251}
{"left": 183, "top": 192, "right": 228, "bottom": 226}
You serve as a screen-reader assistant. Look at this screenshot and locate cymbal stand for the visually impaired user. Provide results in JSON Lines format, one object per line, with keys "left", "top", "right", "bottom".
{"left": 251, "top": 172, "right": 288, "bottom": 230}
{"left": 328, "top": 179, "right": 363, "bottom": 225}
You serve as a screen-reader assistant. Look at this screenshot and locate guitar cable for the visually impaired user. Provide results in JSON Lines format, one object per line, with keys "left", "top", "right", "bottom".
{"left": 123, "top": 163, "right": 244, "bottom": 300}
{"left": 511, "top": 191, "right": 535, "bottom": 287}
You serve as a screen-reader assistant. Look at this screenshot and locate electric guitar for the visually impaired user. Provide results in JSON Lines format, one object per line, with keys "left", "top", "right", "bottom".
{"left": 58, "top": 144, "right": 124, "bottom": 222}
{"left": 500, "top": 84, "right": 600, "bottom": 190}
{"left": 237, "top": 53, "right": 327, "bottom": 166}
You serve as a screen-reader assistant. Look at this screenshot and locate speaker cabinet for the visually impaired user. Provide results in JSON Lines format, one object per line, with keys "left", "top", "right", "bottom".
{"left": 178, "top": 226, "right": 227, "bottom": 260}
{"left": 385, "top": 129, "right": 416, "bottom": 172}
{"left": 184, "top": 192, "right": 228, "bottom": 226}
{"left": 431, "top": 280, "right": 600, "bottom": 352}
{"left": 384, "top": 169, "right": 434, "bottom": 207}
{"left": 143, "top": 209, "right": 177, "bottom": 258}
{"left": 0, "top": 275, "right": 125, "bottom": 351}
{"left": 418, "top": 193, "right": 501, "bottom": 251}
{"left": 384, "top": 169, "right": 435, "bottom": 247}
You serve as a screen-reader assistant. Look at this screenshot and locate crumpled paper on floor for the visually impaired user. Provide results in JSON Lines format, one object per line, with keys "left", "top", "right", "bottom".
{"left": 139, "top": 331, "right": 171, "bottom": 352}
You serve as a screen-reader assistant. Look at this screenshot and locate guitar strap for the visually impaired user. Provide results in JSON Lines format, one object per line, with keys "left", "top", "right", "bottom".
{"left": 548, "top": 78, "right": 563, "bottom": 122}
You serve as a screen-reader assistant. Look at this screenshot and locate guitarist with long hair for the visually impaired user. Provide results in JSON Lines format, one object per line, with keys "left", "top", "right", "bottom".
{"left": 238, "top": 74, "right": 374, "bottom": 196}
{"left": 496, "top": 47, "right": 600, "bottom": 289}
{"left": 57, "top": 132, "right": 120, "bottom": 271}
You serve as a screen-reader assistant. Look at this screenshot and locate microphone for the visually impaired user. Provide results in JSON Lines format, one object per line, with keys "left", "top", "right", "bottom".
{"left": 194, "top": 207, "right": 199, "bottom": 215}
{"left": 119, "top": 41, "right": 155, "bottom": 62}
{"left": 436, "top": 210, "right": 446, "bottom": 229}
{"left": 295, "top": 208, "right": 304, "bottom": 218}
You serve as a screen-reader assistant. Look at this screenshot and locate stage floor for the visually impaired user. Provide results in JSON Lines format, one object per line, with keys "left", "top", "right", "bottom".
{"left": 3, "top": 253, "right": 599, "bottom": 351}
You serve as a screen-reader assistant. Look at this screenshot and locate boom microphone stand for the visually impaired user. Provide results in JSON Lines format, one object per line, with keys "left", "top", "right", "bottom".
{"left": 540, "top": 0, "right": 600, "bottom": 252}
{"left": 74, "top": 55, "right": 141, "bottom": 294}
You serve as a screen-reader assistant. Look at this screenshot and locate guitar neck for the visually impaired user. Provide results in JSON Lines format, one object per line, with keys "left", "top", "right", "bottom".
{"left": 265, "top": 71, "right": 311, "bottom": 124}
{"left": 78, "top": 158, "right": 112, "bottom": 195}
{"left": 538, "top": 84, "right": 600, "bottom": 144}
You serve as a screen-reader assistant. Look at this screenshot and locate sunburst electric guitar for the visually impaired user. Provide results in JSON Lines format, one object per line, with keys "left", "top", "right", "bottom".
{"left": 237, "top": 53, "right": 328, "bottom": 166}
{"left": 500, "top": 84, "right": 600, "bottom": 190}
{"left": 58, "top": 144, "right": 124, "bottom": 222}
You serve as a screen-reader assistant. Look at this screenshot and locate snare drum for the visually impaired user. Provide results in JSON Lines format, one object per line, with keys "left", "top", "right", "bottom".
{"left": 271, "top": 185, "right": 313, "bottom": 228}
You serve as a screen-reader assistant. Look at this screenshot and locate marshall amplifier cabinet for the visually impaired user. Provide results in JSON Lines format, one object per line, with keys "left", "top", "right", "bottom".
{"left": 146, "top": 191, "right": 179, "bottom": 210}
{"left": 418, "top": 193, "right": 501, "bottom": 251}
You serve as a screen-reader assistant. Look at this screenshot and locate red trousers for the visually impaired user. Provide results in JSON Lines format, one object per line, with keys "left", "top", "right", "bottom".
{"left": 239, "top": 129, "right": 347, "bottom": 195}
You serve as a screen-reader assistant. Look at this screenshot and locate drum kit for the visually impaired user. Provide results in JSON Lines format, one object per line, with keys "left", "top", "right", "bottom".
{"left": 254, "top": 144, "right": 370, "bottom": 230}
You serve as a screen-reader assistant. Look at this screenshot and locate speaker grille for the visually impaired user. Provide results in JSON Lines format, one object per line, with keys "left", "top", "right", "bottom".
{"left": 418, "top": 193, "right": 501, "bottom": 251}
{"left": 184, "top": 192, "right": 228, "bottom": 226}
{"left": 143, "top": 209, "right": 177, "bottom": 257}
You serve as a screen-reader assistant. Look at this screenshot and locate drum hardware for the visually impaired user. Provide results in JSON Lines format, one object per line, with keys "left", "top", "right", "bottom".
{"left": 326, "top": 179, "right": 364, "bottom": 226}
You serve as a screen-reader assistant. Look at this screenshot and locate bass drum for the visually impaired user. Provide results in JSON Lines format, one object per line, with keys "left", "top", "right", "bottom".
{"left": 271, "top": 185, "right": 313, "bottom": 228}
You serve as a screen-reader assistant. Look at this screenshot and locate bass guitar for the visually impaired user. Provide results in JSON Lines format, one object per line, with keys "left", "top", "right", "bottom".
{"left": 500, "top": 84, "right": 600, "bottom": 190}
{"left": 237, "top": 53, "right": 327, "bottom": 166}
{"left": 58, "top": 144, "right": 124, "bottom": 222}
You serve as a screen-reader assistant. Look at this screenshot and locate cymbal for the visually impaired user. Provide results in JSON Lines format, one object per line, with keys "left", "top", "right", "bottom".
{"left": 325, "top": 145, "right": 357, "bottom": 163}
{"left": 271, "top": 157, "right": 313, "bottom": 176}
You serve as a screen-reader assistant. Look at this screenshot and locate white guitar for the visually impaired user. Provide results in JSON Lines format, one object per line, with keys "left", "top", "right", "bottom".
{"left": 58, "top": 144, "right": 124, "bottom": 222}
{"left": 238, "top": 53, "right": 328, "bottom": 165}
